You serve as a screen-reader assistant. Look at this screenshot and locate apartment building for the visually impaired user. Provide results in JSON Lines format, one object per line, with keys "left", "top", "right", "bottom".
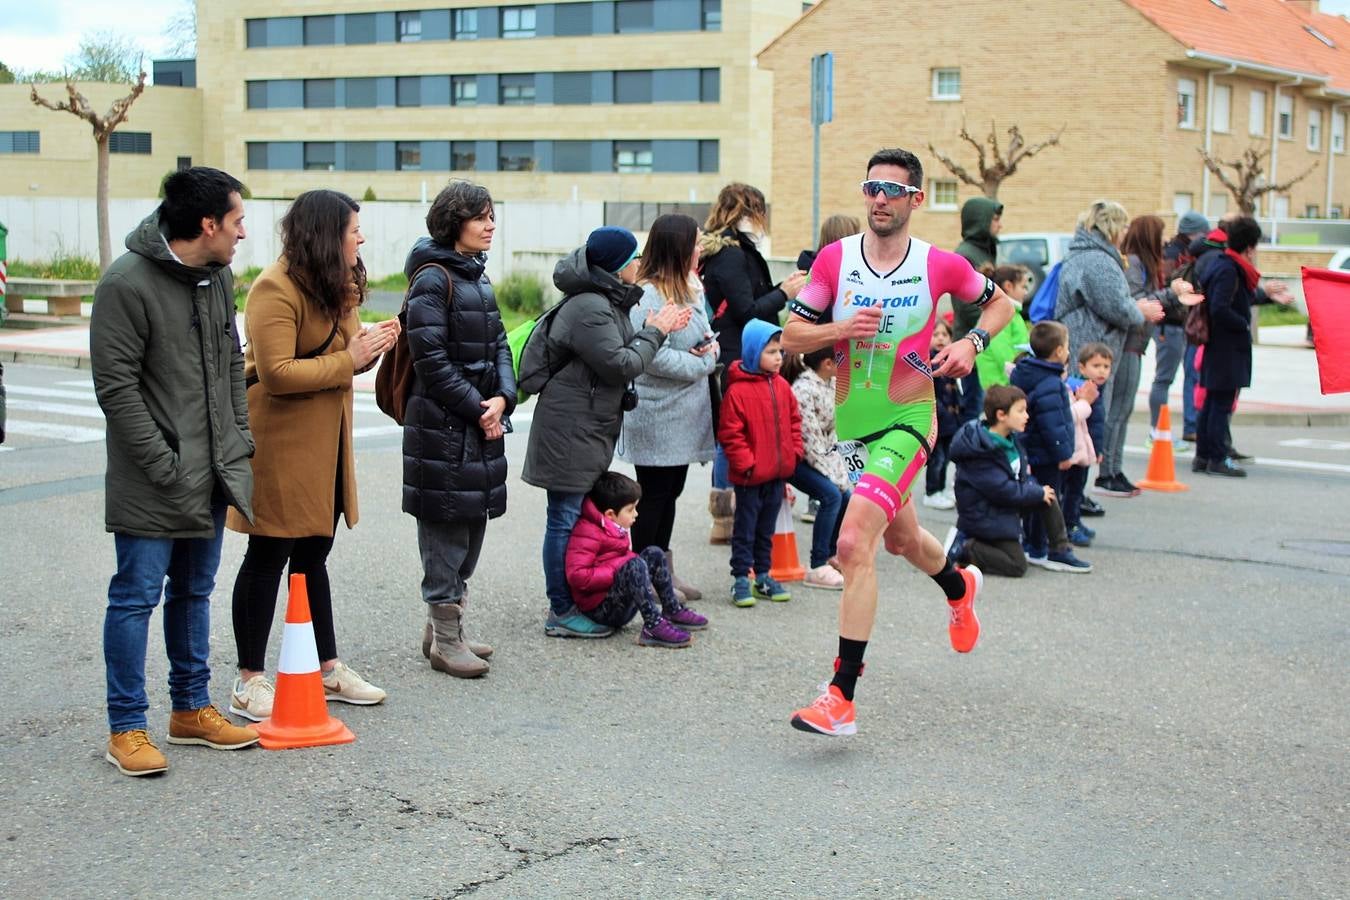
{"left": 758, "top": 0, "right": 1350, "bottom": 254}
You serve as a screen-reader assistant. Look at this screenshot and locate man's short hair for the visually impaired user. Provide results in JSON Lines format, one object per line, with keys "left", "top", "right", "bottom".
{"left": 426, "top": 180, "right": 494, "bottom": 247}
{"left": 159, "top": 167, "right": 245, "bottom": 242}
{"left": 865, "top": 148, "right": 923, "bottom": 188}
{"left": 589, "top": 471, "right": 641, "bottom": 513}
{"left": 984, "top": 384, "right": 1027, "bottom": 423}
{"left": 1078, "top": 341, "right": 1114, "bottom": 364}
{"left": 1225, "top": 216, "right": 1262, "bottom": 254}
{"left": 1029, "top": 321, "right": 1068, "bottom": 360}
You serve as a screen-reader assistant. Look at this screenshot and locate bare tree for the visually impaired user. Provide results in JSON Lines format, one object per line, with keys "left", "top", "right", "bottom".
{"left": 1198, "top": 145, "right": 1318, "bottom": 216}
{"left": 928, "top": 122, "right": 1065, "bottom": 198}
{"left": 30, "top": 71, "right": 148, "bottom": 270}
{"left": 164, "top": 0, "right": 198, "bottom": 58}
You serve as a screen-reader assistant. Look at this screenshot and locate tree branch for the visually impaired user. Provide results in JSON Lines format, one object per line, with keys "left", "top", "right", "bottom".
{"left": 926, "top": 142, "right": 983, "bottom": 189}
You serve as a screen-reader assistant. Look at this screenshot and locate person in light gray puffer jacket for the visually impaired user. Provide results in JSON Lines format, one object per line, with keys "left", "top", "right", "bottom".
{"left": 1054, "top": 202, "right": 1147, "bottom": 370}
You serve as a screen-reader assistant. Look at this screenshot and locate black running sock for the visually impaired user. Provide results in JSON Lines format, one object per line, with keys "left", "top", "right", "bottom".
{"left": 932, "top": 560, "right": 966, "bottom": 601}
{"left": 830, "top": 638, "right": 868, "bottom": 701}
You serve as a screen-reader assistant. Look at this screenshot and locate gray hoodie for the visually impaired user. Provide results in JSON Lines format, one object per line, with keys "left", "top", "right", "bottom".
{"left": 1054, "top": 226, "right": 1145, "bottom": 366}
{"left": 90, "top": 213, "right": 253, "bottom": 538}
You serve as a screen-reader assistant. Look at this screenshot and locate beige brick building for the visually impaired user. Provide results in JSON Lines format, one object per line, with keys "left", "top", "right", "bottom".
{"left": 758, "top": 0, "right": 1350, "bottom": 255}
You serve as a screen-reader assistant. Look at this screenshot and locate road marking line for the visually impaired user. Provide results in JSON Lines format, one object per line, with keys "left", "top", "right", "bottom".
{"left": 4, "top": 420, "right": 106, "bottom": 443}
{"left": 56, "top": 379, "right": 94, "bottom": 388}
{"left": 1279, "top": 438, "right": 1350, "bottom": 451}
{"left": 6, "top": 385, "right": 98, "bottom": 401}
{"left": 6, "top": 399, "right": 105, "bottom": 420}
{"left": 352, "top": 425, "right": 402, "bottom": 438}
{"left": 1125, "top": 445, "right": 1350, "bottom": 474}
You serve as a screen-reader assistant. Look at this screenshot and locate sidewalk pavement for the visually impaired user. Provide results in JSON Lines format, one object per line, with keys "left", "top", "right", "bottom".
{"left": 2, "top": 314, "right": 1347, "bottom": 425}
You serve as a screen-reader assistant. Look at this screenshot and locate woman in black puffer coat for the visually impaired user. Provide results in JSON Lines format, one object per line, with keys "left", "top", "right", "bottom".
{"left": 402, "top": 180, "right": 516, "bottom": 679}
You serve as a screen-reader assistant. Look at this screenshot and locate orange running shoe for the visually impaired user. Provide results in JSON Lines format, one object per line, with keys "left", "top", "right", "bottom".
{"left": 789, "top": 684, "right": 857, "bottom": 736}
{"left": 947, "top": 565, "right": 983, "bottom": 653}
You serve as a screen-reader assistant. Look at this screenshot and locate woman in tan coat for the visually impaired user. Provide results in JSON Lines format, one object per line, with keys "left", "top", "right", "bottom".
{"left": 225, "top": 190, "right": 399, "bottom": 721}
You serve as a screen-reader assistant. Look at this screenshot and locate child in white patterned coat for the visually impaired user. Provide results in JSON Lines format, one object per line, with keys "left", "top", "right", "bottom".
{"left": 784, "top": 347, "right": 852, "bottom": 589}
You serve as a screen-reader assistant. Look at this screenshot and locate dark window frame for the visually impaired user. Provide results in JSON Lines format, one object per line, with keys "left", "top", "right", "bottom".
{"left": 500, "top": 74, "right": 536, "bottom": 106}
{"left": 451, "top": 140, "right": 477, "bottom": 171}
{"left": 304, "top": 142, "right": 337, "bottom": 171}
{"left": 397, "top": 11, "right": 423, "bottom": 42}
{"left": 396, "top": 141, "right": 423, "bottom": 171}
{"left": 499, "top": 140, "right": 536, "bottom": 171}
{"left": 452, "top": 75, "right": 478, "bottom": 106}
{"left": 501, "top": 5, "right": 537, "bottom": 39}
{"left": 453, "top": 8, "right": 479, "bottom": 39}
{"left": 615, "top": 0, "right": 655, "bottom": 34}
{"left": 614, "top": 140, "right": 653, "bottom": 173}
{"left": 109, "top": 131, "right": 152, "bottom": 154}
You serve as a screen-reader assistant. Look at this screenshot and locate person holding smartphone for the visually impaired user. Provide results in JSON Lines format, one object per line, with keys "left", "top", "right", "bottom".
{"left": 618, "top": 214, "right": 719, "bottom": 603}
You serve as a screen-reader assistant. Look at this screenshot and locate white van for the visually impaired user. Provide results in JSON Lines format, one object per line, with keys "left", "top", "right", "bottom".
{"left": 995, "top": 232, "right": 1073, "bottom": 296}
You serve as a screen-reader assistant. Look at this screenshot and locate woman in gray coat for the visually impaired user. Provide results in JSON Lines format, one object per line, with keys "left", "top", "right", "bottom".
{"left": 523, "top": 227, "right": 691, "bottom": 638}
{"left": 619, "top": 214, "right": 718, "bottom": 602}
{"left": 1054, "top": 200, "right": 1161, "bottom": 496}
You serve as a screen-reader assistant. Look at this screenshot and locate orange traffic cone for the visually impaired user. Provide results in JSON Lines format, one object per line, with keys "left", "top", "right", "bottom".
{"left": 769, "top": 485, "right": 807, "bottom": 582}
{"left": 1137, "top": 405, "right": 1189, "bottom": 493}
{"left": 255, "top": 574, "right": 356, "bottom": 750}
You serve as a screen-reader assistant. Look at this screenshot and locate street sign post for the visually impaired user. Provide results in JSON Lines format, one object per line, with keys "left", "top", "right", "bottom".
{"left": 810, "top": 52, "right": 834, "bottom": 244}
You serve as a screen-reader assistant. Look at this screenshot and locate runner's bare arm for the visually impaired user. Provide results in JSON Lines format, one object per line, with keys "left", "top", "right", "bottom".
{"left": 932, "top": 286, "right": 1016, "bottom": 377}
{"left": 782, "top": 307, "right": 883, "bottom": 353}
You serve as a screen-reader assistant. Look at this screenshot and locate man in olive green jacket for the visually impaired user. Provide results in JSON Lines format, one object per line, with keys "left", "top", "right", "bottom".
{"left": 952, "top": 196, "right": 1004, "bottom": 422}
{"left": 90, "top": 167, "right": 260, "bottom": 776}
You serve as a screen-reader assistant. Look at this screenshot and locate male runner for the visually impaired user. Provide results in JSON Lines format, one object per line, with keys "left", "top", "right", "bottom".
{"left": 782, "top": 148, "right": 1016, "bottom": 736}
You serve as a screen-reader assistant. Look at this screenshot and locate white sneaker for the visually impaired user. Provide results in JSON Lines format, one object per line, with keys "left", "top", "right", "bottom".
{"left": 1026, "top": 552, "right": 1051, "bottom": 569}
{"left": 322, "top": 661, "right": 387, "bottom": 705}
{"left": 229, "top": 674, "right": 275, "bottom": 722}
{"left": 922, "top": 492, "right": 955, "bottom": 510}
{"left": 803, "top": 564, "right": 845, "bottom": 590}
{"left": 941, "top": 487, "right": 956, "bottom": 506}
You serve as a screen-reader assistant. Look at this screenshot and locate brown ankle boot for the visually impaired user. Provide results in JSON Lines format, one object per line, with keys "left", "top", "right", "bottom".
{"left": 709, "top": 489, "right": 734, "bottom": 545}
{"left": 427, "top": 603, "right": 489, "bottom": 678}
{"left": 665, "top": 549, "right": 702, "bottom": 602}
{"left": 422, "top": 605, "right": 492, "bottom": 661}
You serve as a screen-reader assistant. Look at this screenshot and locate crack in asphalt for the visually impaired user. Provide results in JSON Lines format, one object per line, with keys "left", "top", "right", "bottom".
{"left": 361, "top": 785, "right": 626, "bottom": 898}
{"left": 1119, "top": 545, "right": 1347, "bottom": 577}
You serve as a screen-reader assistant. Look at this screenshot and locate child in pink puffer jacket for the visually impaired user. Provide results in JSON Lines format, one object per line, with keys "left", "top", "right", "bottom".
{"left": 565, "top": 472, "right": 708, "bottom": 648}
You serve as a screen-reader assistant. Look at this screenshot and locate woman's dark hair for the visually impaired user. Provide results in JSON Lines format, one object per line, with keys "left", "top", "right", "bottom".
{"left": 1121, "top": 214, "right": 1166, "bottom": 289}
{"left": 1226, "top": 216, "right": 1262, "bottom": 254}
{"left": 589, "top": 471, "right": 642, "bottom": 513}
{"left": 426, "top": 180, "right": 494, "bottom": 248}
{"left": 983, "top": 384, "right": 1027, "bottom": 423}
{"left": 280, "top": 190, "right": 366, "bottom": 320}
{"left": 159, "top": 167, "right": 245, "bottom": 241}
{"left": 637, "top": 214, "right": 700, "bottom": 305}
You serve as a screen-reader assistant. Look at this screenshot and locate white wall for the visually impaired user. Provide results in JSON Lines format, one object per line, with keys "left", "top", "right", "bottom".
{"left": 0, "top": 196, "right": 604, "bottom": 283}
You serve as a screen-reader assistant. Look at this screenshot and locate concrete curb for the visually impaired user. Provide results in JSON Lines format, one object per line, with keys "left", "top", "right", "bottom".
{"left": 3, "top": 350, "right": 91, "bottom": 369}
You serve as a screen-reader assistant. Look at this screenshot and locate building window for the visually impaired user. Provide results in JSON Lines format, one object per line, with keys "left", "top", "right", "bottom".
{"left": 553, "top": 72, "right": 593, "bottom": 105}
{"left": 346, "top": 13, "right": 376, "bottom": 44}
{"left": 1211, "top": 84, "right": 1231, "bottom": 133}
{"left": 1208, "top": 193, "right": 1228, "bottom": 218}
{"left": 1278, "top": 93, "right": 1294, "bottom": 139}
{"left": 452, "top": 141, "right": 476, "bottom": 170}
{"left": 345, "top": 77, "right": 377, "bottom": 108}
{"left": 932, "top": 68, "right": 960, "bottom": 100}
{"left": 1306, "top": 204, "right": 1321, "bottom": 218}
{"left": 702, "top": 0, "right": 721, "bottom": 31}
{"left": 396, "top": 76, "right": 422, "bottom": 107}
{"left": 501, "top": 6, "right": 536, "bottom": 39}
{"left": 305, "top": 79, "right": 336, "bottom": 109}
{"left": 246, "top": 20, "right": 268, "bottom": 48}
{"left": 1272, "top": 195, "right": 1290, "bottom": 219}
{"left": 176, "top": 156, "right": 191, "bottom": 171}
{"left": 0, "top": 131, "right": 40, "bottom": 153}
{"left": 1332, "top": 205, "right": 1343, "bottom": 219}
{"left": 1172, "top": 193, "right": 1194, "bottom": 218}
{"left": 615, "top": 70, "right": 653, "bottom": 104}
{"left": 453, "top": 9, "right": 479, "bottom": 40}
{"left": 701, "top": 68, "right": 720, "bottom": 103}
{"left": 615, "top": 0, "right": 655, "bottom": 33}
{"left": 305, "top": 142, "right": 336, "bottom": 171}
{"left": 500, "top": 74, "right": 535, "bottom": 105}
{"left": 930, "top": 180, "right": 958, "bottom": 211}
{"left": 1334, "top": 111, "right": 1346, "bottom": 154}
{"left": 109, "top": 131, "right": 152, "bottom": 154}
{"left": 1249, "top": 89, "right": 1266, "bottom": 136}
{"left": 499, "top": 140, "right": 535, "bottom": 171}
{"left": 303, "top": 15, "right": 335, "bottom": 45}
{"left": 345, "top": 141, "right": 377, "bottom": 172}
{"left": 699, "top": 139, "right": 719, "bottom": 173}
{"left": 615, "top": 141, "right": 653, "bottom": 173}
{"left": 1309, "top": 108, "right": 1323, "bottom": 150}
{"left": 553, "top": 141, "right": 595, "bottom": 172}
{"left": 397, "top": 141, "right": 422, "bottom": 171}
{"left": 1177, "top": 78, "right": 1197, "bottom": 128}
{"left": 555, "top": 4, "right": 592, "bottom": 36}
{"left": 246, "top": 81, "right": 268, "bottom": 109}
{"left": 452, "top": 76, "right": 478, "bottom": 106}
{"left": 247, "top": 143, "right": 268, "bottom": 169}
{"left": 397, "top": 11, "right": 422, "bottom": 42}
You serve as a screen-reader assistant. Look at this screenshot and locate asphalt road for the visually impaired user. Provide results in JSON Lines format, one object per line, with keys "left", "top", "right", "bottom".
{"left": 1, "top": 361, "right": 1347, "bottom": 898}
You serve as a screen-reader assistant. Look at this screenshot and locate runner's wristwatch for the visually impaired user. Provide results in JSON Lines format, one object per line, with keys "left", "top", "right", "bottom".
{"left": 964, "top": 328, "right": 990, "bottom": 354}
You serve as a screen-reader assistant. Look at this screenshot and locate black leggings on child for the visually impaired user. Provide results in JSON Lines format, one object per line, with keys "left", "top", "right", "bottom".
{"left": 588, "top": 546, "right": 682, "bottom": 630}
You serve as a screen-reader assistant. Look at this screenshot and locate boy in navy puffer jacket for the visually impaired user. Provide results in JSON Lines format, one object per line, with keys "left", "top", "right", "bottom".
{"left": 719, "top": 319, "right": 803, "bottom": 606}
{"left": 1009, "top": 322, "right": 1091, "bottom": 571}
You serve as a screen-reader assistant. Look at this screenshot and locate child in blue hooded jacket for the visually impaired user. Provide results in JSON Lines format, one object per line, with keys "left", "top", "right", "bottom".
{"left": 718, "top": 319, "right": 803, "bottom": 607}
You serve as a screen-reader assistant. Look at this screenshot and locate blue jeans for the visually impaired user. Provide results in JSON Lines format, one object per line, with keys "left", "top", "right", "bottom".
{"left": 788, "top": 461, "right": 849, "bottom": 568}
{"left": 958, "top": 370, "right": 983, "bottom": 424}
{"left": 543, "top": 491, "right": 585, "bottom": 615}
{"left": 712, "top": 444, "right": 730, "bottom": 490}
{"left": 730, "top": 481, "right": 783, "bottom": 577}
{"left": 104, "top": 502, "right": 225, "bottom": 732}
{"left": 1182, "top": 343, "right": 1199, "bottom": 437}
{"left": 1150, "top": 324, "right": 1194, "bottom": 434}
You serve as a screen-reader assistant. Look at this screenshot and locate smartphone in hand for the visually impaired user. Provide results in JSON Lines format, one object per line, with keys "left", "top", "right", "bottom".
{"left": 692, "top": 331, "right": 720, "bottom": 351}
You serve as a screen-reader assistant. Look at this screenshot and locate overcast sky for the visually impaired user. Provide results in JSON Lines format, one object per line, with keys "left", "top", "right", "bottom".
{"left": 3, "top": 0, "right": 1350, "bottom": 77}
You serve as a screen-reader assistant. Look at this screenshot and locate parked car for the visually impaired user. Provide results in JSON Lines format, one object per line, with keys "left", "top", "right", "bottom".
{"left": 1324, "top": 247, "right": 1350, "bottom": 271}
{"left": 996, "top": 232, "right": 1073, "bottom": 297}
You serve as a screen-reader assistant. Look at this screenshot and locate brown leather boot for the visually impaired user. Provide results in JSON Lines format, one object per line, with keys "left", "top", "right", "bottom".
{"left": 709, "top": 489, "right": 734, "bottom": 545}
{"left": 422, "top": 604, "right": 492, "bottom": 661}
{"left": 106, "top": 729, "right": 168, "bottom": 776}
{"left": 426, "top": 603, "right": 489, "bottom": 678}
{"left": 665, "top": 549, "right": 702, "bottom": 602}
{"left": 167, "top": 705, "right": 260, "bottom": 750}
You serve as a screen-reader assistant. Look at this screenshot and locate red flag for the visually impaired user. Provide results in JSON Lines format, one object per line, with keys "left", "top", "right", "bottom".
{"left": 1301, "top": 267, "right": 1350, "bottom": 394}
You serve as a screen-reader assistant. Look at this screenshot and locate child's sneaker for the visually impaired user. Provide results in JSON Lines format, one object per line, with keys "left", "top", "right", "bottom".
{"left": 753, "top": 575, "right": 791, "bottom": 602}
{"left": 789, "top": 683, "right": 857, "bottom": 736}
{"left": 637, "top": 617, "right": 691, "bottom": 648}
{"left": 803, "top": 564, "right": 845, "bottom": 590}
{"left": 730, "top": 575, "right": 756, "bottom": 607}
{"left": 922, "top": 491, "right": 954, "bottom": 509}
{"left": 1043, "top": 549, "right": 1093, "bottom": 573}
{"left": 799, "top": 497, "right": 819, "bottom": 523}
{"left": 1080, "top": 496, "right": 1106, "bottom": 517}
{"left": 1024, "top": 542, "right": 1050, "bottom": 569}
{"left": 1066, "top": 524, "right": 1093, "bottom": 547}
{"left": 669, "top": 607, "right": 709, "bottom": 630}
{"left": 1077, "top": 523, "right": 1097, "bottom": 539}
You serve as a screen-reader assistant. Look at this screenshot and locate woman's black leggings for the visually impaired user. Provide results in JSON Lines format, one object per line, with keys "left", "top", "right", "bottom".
{"left": 632, "top": 464, "right": 690, "bottom": 552}
{"left": 232, "top": 533, "right": 338, "bottom": 671}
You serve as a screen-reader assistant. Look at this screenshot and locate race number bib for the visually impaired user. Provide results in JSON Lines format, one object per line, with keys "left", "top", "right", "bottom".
{"left": 836, "top": 440, "right": 868, "bottom": 485}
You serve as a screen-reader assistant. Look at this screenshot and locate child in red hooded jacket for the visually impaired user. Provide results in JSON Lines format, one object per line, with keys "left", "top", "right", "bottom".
{"left": 565, "top": 472, "right": 708, "bottom": 648}
{"left": 718, "top": 319, "right": 803, "bottom": 607}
